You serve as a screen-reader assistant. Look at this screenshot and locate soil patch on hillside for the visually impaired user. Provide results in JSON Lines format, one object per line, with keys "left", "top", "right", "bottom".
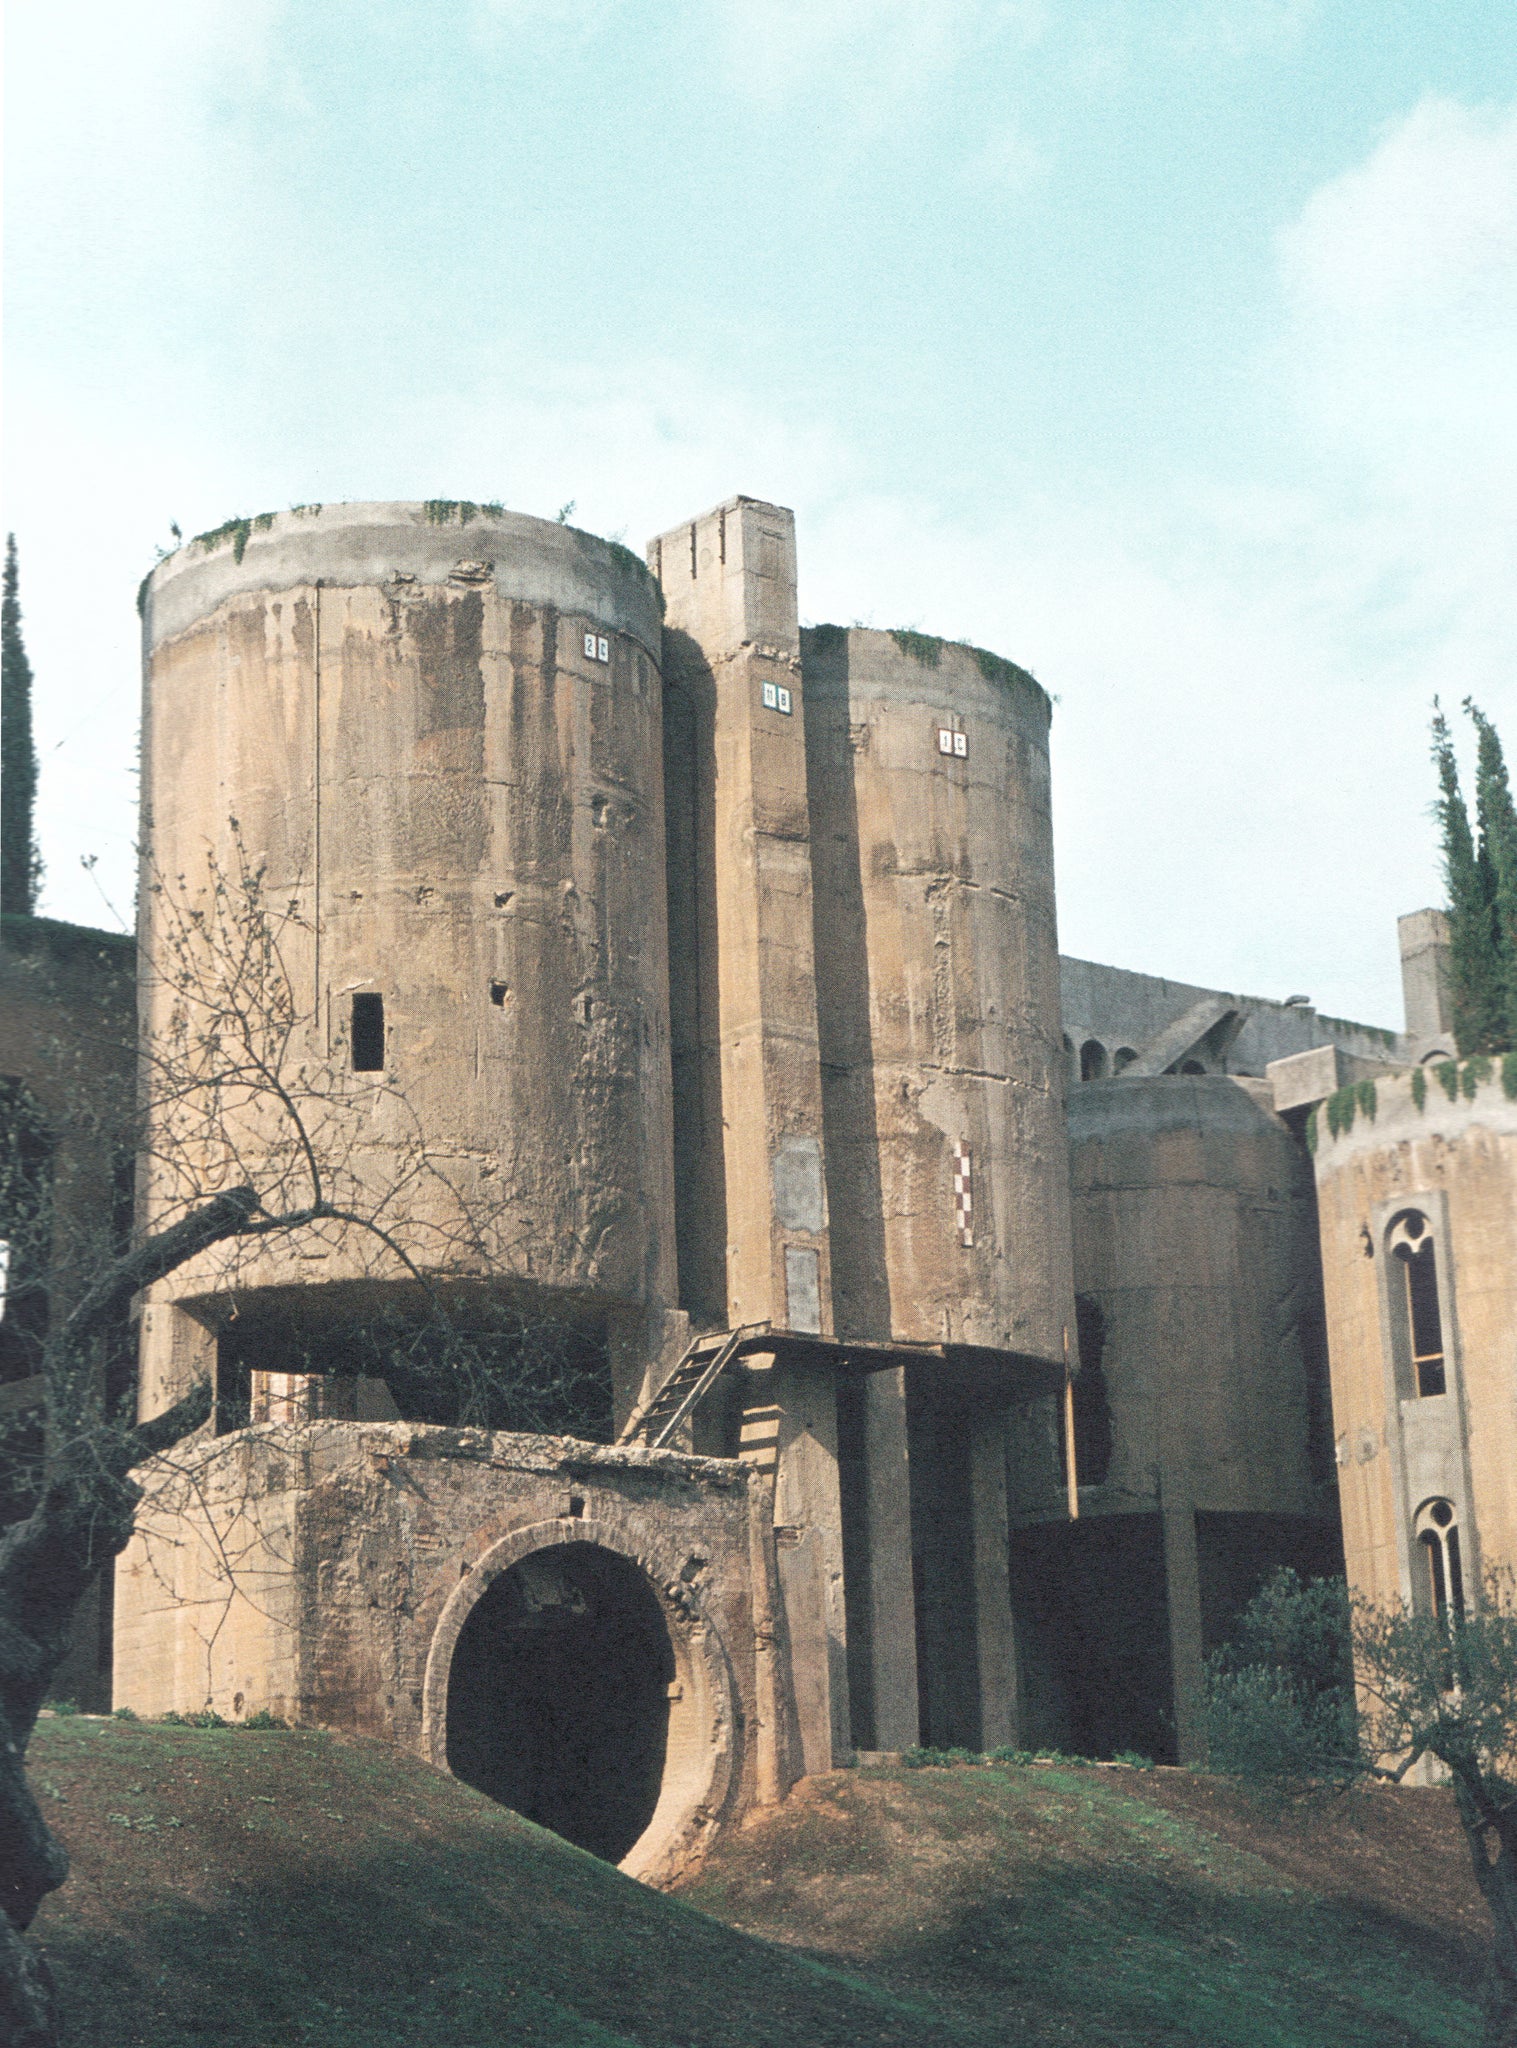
{"left": 680, "top": 1761, "right": 1483, "bottom": 2047}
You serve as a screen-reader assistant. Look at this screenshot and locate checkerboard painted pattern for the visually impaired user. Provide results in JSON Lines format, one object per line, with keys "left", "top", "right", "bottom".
{"left": 952, "top": 1140, "right": 974, "bottom": 1247}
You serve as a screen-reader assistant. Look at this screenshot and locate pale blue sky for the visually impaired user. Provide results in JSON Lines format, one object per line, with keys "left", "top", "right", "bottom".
{"left": 6, "top": 1, "right": 1516, "bottom": 1024}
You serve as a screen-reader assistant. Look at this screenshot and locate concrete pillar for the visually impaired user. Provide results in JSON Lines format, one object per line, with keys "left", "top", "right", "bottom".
{"left": 738, "top": 1352, "right": 851, "bottom": 1772}
{"left": 1161, "top": 1495, "right": 1208, "bottom": 1766}
{"left": 652, "top": 498, "right": 833, "bottom": 1336}
{"left": 1398, "top": 909, "right": 1454, "bottom": 1041}
{"left": 138, "top": 1297, "right": 217, "bottom": 1422}
{"left": 842, "top": 1368, "right": 921, "bottom": 1751}
{"left": 969, "top": 1414, "right": 1017, "bottom": 1750}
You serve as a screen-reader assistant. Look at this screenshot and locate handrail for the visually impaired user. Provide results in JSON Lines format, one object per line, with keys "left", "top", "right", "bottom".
{"left": 617, "top": 1321, "right": 768, "bottom": 1450}
{"left": 649, "top": 1325, "right": 754, "bottom": 1450}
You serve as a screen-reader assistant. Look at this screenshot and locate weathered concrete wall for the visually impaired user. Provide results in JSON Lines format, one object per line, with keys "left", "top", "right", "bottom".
{"left": 653, "top": 497, "right": 831, "bottom": 1340}
{"left": 136, "top": 505, "right": 678, "bottom": 1423}
{"left": 1310, "top": 1063, "right": 1517, "bottom": 1610}
{"left": 114, "top": 1421, "right": 776, "bottom": 1882}
{"left": 1053, "top": 1077, "right": 1331, "bottom": 1521}
{"left": 1019, "top": 1074, "right": 1338, "bottom": 1761}
{"left": 653, "top": 502, "right": 856, "bottom": 1763}
{"left": 803, "top": 627, "right": 1070, "bottom": 1361}
{"left": 1060, "top": 956, "right": 1402, "bottom": 1085}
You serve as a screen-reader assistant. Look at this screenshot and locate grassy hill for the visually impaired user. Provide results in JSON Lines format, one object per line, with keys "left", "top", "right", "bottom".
{"left": 28, "top": 1717, "right": 1482, "bottom": 2047}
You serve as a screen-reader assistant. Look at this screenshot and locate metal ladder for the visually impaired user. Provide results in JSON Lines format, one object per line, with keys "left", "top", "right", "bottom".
{"left": 615, "top": 1325, "right": 762, "bottom": 1451}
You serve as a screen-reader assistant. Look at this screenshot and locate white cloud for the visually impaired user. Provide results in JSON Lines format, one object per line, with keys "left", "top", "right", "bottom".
{"left": 4, "top": 0, "right": 290, "bottom": 197}
{"left": 1276, "top": 96, "right": 1517, "bottom": 508}
{"left": 467, "top": 0, "right": 630, "bottom": 42}
{"left": 713, "top": 0, "right": 1045, "bottom": 114}
{"left": 398, "top": 355, "right": 858, "bottom": 546}
{"left": 964, "top": 120, "right": 1048, "bottom": 194}
{"left": 1164, "top": 0, "right": 1317, "bottom": 58}
{"left": 9, "top": 46, "right": 1514, "bottom": 1023}
{"left": 1281, "top": 97, "right": 1517, "bottom": 320}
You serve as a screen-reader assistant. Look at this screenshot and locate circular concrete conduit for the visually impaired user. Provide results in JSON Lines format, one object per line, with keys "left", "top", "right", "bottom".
{"left": 423, "top": 1521, "right": 737, "bottom": 1879}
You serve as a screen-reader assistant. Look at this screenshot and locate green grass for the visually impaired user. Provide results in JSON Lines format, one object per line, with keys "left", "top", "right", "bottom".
{"left": 28, "top": 1721, "right": 1480, "bottom": 2047}
{"left": 29, "top": 1720, "right": 962, "bottom": 2048}
{"left": 683, "top": 1763, "right": 1482, "bottom": 2048}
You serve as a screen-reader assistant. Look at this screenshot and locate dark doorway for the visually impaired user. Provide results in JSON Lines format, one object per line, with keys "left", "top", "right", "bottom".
{"left": 1010, "top": 1514, "right": 1176, "bottom": 1762}
{"left": 445, "top": 1543, "right": 674, "bottom": 1863}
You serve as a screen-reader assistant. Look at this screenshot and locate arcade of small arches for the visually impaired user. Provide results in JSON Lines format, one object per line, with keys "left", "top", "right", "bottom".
{"left": 1062, "top": 1034, "right": 1211, "bottom": 1085}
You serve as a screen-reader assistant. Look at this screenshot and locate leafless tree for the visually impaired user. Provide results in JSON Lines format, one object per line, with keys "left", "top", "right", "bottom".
{"left": 0, "top": 837, "right": 606, "bottom": 2044}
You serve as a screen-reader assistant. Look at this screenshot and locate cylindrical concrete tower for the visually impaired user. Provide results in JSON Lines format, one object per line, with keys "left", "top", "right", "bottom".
{"left": 1063, "top": 1076, "right": 1329, "bottom": 1517}
{"left": 1010, "top": 1075, "right": 1339, "bottom": 1764}
{"left": 135, "top": 503, "right": 677, "bottom": 1424}
{"left": 801, "top": 626, "right": 1071, "bottom": 1361}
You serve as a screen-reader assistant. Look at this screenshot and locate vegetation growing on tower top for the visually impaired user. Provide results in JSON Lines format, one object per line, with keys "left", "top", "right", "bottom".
{"left": 423, "top": 500, "right": 505, "bottom": 526}
{"left": 801, "top": 623, "right": 1049, "bottom": 713}
{"left": 191, "top": 512, "right": 277, "bottom": 565}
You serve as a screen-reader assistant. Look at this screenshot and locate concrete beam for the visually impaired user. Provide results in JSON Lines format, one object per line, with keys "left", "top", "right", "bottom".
{"left": 1267, "top": 1043, "right": 1400, "bottom": 1115}
{"left": 1125, "top": 996, "right": 1242, "bottom": 1078}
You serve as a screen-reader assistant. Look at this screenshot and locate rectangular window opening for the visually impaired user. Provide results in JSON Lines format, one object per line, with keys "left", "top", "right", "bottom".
{"left": 351, "top": 992, "right": 385, "bottom": 1072}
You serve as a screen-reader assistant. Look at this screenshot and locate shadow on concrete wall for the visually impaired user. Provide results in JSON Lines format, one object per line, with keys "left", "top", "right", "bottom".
{"left": 663, "top": 631, "right": 729, "bottom": 1327}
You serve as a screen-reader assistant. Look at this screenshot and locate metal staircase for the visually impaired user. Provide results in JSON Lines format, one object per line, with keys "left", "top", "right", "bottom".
{"left": 616, "top": 1325, "right": 762, "bottom": 1451}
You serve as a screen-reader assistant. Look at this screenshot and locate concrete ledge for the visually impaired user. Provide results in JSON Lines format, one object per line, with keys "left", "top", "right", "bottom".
{"left": 1267, "top": 1044, "right": 1401, "bottom": 1114}
{"left": 143, "top": 502, "right": 665, "bottom": 660}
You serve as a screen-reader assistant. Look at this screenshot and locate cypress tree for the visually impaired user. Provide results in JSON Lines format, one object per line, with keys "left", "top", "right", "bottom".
{"left": 1431, "top": 701, "right": 1504, "bottom": 1054}
{"left": 1466, "top": 698, "right": 1517, "bottom": 1052}
{"left": 1, "top": 533, "right": 41, "bottom": 917}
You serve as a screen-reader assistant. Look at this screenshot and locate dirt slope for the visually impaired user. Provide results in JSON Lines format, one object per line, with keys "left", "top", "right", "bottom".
{"left": 680, "top": 1760, "right": 1485, "bottom": 2048}
{"left": 28, "top": 1719, "right": 1482, "bottom": 2047}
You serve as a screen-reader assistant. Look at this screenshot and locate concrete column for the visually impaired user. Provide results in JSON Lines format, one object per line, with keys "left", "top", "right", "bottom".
{"left": 138, "top": 1296, "right": 217, "bottom": 1422}
{"left": 845, "top": 1368, "right": 920, "bottom": 1751}
{"left": 651, "top": 498, "right": 833, "bottom": 1336}
{"left": 969, "top": 1413, "right": 1017, "bottom": 1750}
{"left": 1161, "top": 1495, "right": 1208, "bottom": 1766}
{"left": 739, "top": 1352, "right": 851, "bottom": 1773}
{"left": 1398, "top": 909, "right": 1454, "bottom": 1041}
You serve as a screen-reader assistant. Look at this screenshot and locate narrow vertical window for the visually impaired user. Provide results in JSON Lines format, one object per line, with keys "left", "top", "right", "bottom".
{"left": 351, "top": 993, "right": 385, "bottom": 1072}
{"left": 1389, "top": 1212, "right": 1445, "bottom": 1397}
{"left": 1415, "top": 1499, "right": 1465, "bottom": 1620}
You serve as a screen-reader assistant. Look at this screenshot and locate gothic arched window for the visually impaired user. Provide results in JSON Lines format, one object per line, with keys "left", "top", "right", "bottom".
{"left": 1387, "top": 1211, "right": 1446, "bottom": 1398}
{"left": 1414, "top": 1498, "right": 1465, "bottom": 1619}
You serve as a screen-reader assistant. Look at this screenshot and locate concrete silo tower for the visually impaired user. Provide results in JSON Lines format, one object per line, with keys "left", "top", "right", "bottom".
{"left": 653, "top": 500, "right": 1074, "bottom": 1764}
{"left": 1011, "top": 1075, "right": 1340, "bottom": 1765}
{"left": 801, "top": 626, "right": 1069, "bottom": 1359}
{"left": 129, "top": 503, "right": 680, "bottom": 1434}
{"left": 801, "top": 627, "right": 1074, "bottom": 1754}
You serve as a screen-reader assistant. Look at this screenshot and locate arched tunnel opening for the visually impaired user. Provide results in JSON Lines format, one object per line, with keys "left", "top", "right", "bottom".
{"left": 445, "top": 1542, "right": 674, "bottom": 1863}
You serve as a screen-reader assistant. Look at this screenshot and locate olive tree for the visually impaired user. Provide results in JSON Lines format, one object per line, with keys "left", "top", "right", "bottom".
{"left": 1206, "top": 1567, "right": 1517, "bottom": 2047}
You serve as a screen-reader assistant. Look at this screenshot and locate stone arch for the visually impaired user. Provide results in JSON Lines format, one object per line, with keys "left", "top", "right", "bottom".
{"left": 421, "top": 1517, "right": 738, "bottom": 1884}
{"left": 1079, "top": 1038, "right": 1108, "bottom": 1082}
